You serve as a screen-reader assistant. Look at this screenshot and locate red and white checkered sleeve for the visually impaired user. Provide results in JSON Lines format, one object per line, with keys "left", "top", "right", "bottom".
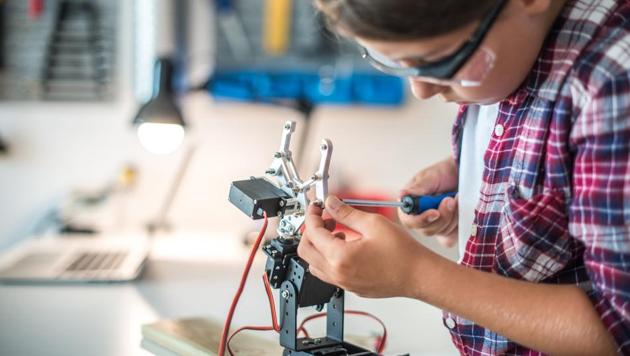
{"left": 569, "top": 71, "right": 630, "bottom": 353}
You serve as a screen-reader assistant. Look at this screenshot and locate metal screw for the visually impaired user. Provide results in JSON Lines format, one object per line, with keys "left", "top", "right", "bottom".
{"left": 274, "top": 152, "right": 283, "bottom": 158}
{"left": 281, "top": 290, "right": 290, "bottom": 299}
{"left": 310, "top": 174, "right": 319, "bottom": 180}
{"left": 266, "top": 168, "right": 276, "bottom": 175}
{"left": 321, "top": 143, "right": 328, "bottom": 150}
{"left": 284, "top": 123, "right": 292, "bottom": 129}
{"left": 334, "top": 288, "right": 343, "bottom": 298}
{"left": 279, "top": 200, "right": 285, "bottom": 207}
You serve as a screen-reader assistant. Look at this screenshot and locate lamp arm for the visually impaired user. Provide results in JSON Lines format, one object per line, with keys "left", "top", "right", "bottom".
{"left": 147, "top": 142, "right": 197, "bottom": 234}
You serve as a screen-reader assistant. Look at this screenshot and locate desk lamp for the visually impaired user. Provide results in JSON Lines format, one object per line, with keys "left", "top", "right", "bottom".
{"left": 133, "top": 57, "right": 194, "bottom": 234}
{"left": 133, "top": 57, "right": 186, "bottom": 155}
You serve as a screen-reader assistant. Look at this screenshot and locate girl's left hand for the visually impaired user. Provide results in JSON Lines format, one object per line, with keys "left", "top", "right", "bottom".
{"left": 297, "top": 195, "right": 432, "bottom": 298}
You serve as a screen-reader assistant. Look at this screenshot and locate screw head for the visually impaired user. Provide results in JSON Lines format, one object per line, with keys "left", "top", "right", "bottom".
{"left": 274, "top": 152, "right": 282, "bottom": 158}
{"left": 281, "top": 290, "right": 290, "bottom": 299}
{"left": 320, "top": 143, "right": 328, "bottom": 150}
{"left": 284, "top": 123, "right": 292, "bottom": 129}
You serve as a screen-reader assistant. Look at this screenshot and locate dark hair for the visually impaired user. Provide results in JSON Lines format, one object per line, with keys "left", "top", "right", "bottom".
{"left": 315, "top": 0, "right": 497, "bottom": 40}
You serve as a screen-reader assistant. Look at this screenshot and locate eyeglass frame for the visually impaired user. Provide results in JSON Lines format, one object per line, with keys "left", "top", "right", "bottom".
{"left": 360, "top": 0, "right": 508, "bottom": 81}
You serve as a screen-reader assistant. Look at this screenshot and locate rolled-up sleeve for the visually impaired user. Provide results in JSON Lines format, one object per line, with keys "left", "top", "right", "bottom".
{"left": 570, "top": 73, "right": 630, "bottom": 353}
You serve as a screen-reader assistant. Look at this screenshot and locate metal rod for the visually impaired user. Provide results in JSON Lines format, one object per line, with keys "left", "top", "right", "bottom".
{"left": 148, "top": 143, "right": 197, "bottom": 235}
{"left": 342, "top": 199, "right": 403, "bottom": 208}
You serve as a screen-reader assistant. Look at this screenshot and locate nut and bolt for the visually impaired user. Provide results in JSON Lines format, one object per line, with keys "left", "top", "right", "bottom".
{"left": 334, "top": 288, "right": 343, "bottom": 298}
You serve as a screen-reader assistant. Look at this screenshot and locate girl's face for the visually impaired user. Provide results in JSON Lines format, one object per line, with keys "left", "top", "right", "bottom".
{"left": 355, "top": 0, "right": 559, "bottom": 105}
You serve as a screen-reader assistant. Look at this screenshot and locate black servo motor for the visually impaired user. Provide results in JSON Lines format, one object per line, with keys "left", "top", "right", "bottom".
{"left": 228, "top": 177, "right": 292, "bottom": 219}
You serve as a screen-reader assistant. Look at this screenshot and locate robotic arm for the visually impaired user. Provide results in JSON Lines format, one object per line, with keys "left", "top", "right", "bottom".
{"left": 228, "top": 121, "right": 382, "bottom": 355}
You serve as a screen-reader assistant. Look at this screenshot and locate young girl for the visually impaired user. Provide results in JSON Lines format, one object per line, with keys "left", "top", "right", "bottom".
{"left": 299, "top": 0, "right": 629, "bottom": 354}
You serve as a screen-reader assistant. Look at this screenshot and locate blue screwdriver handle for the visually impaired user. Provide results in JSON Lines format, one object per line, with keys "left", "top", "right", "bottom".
{"left": 401, "top": 192, "right": 457, "bottom": 215}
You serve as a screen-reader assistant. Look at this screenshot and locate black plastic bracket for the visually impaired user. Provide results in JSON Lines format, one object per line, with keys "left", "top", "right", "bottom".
{"left": 267, "top": 239, "right": 376, "bottom": 356}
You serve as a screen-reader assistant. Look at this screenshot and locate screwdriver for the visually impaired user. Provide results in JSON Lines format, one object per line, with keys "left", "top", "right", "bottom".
{"left": 342, "top": 192, "right": 457, "bottom": 215}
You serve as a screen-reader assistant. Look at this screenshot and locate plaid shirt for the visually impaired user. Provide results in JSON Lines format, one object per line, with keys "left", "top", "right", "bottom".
{"left": 445, "top": 0, "right": 630, "bottom": 354}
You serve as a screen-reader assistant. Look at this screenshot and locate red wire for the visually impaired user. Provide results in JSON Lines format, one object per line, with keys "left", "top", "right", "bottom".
{"left": 218, "top": 211, "right": 387, "bottom": 355}
{"left": 218, "top": 212, "right": 268, "bottom": 356}
{"left": 297, "top": 310, "right": 388, "bottom": 353}
{"left": 226, "top": 325, "right": 276, "bottom": 356}
{"left": 263, "top": 273, "right": 281, "bottom": 332}
{"left": 225, "top": 274, "right": 280, "bottom": 356}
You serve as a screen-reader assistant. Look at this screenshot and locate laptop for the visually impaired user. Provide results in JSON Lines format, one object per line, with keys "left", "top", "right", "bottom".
{"left": 0, "top": 233, "right": 149, "bottom": 283}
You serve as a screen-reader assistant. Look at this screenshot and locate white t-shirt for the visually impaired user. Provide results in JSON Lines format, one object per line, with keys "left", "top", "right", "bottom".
{"left": 457, "top": 104, "right": 499, "bottom": 261}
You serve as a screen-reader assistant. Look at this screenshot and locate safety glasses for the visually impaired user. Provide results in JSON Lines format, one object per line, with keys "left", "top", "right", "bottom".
{"left": 361, "top": 0, "right": 508, "bottom": 87}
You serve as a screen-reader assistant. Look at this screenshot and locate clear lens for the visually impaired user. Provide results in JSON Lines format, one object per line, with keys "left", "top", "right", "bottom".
{"left": 364, "top": 46, "right": 496, "bottom": 87}
{"left": 451, "top": 46, "right": 496, "bottom": 86}
{"left": 364, "top": 47, "right": 402, "bottom": 69}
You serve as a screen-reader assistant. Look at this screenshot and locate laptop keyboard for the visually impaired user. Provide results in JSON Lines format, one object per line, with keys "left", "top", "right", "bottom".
{"left": 64, "top": 252, "right": 127, "bottom": 273}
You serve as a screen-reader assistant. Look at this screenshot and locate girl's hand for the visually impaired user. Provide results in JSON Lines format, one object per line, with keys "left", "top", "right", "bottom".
{"left": 298, "top": 196, "right": 432, "bottom": 298}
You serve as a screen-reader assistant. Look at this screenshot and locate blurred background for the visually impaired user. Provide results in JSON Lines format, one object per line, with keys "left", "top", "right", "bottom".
{"left": 0, "top": 0, "right": 460, "bottom": 354}
{"left": 0, "top": 0, "right": 458, "bottom": 253}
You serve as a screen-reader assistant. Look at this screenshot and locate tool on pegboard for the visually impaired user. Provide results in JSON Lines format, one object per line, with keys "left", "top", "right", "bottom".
{"left": 263, "top": 0, "right": 292, "bottom": 55}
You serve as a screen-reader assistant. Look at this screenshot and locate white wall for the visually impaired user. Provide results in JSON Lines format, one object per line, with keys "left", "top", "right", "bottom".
{"left": 0, "top": 0, "right": 460, "bottom": 261}
{"left": 0, "top": 91, "right": 458, "bottom": 255}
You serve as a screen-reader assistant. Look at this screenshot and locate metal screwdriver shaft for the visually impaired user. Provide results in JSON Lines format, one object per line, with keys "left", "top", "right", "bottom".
{"left": 342, "top": 192, "right": 457, "bottom": 215}
{"left": 341, "top": 199, "right": 405, "bottom": 208}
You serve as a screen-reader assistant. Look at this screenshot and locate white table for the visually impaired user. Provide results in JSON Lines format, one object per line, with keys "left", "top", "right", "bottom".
{"left": 0, "top": 234, "right": 457, "bottom": 355}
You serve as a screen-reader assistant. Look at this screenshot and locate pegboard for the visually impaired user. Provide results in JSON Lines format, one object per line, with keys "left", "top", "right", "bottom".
{"left": 211, "top": 1, "right": 404, "bottom": 106}
{"left": 214, "top": 1, "right": 367, "bottom": 73}
{"left": 0, "top": 0, "right": 117, "bottom": 101}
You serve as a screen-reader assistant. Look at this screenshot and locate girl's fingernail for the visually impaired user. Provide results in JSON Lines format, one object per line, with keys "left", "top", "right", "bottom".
{"left": 427, "top": 214, "right": 439, "bottom": 223}
{"left": 447, "top": 199, "right": 456, "bottom": 211}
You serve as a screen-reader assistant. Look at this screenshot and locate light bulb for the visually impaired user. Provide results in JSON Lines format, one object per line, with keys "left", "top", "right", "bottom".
{"left": 137, "top": 122, "right": 185, "bottom": 155}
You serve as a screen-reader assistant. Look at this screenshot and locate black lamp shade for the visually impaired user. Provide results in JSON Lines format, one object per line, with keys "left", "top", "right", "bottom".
{"left": 133, "top": 57, "right": 185, "bottom": 127}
